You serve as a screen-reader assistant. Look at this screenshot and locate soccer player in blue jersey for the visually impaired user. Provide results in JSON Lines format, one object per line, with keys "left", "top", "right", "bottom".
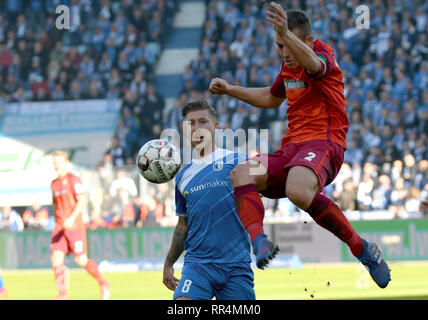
{"left": 162, "top": 100, "right": 255, "bottom": 300}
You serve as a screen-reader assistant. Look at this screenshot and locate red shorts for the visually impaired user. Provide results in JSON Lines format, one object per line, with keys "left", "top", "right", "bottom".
{"left": 250, "top": 139, "right": 344, "bottom": 199}
{"left": 50, "top": 227, "right": 88, "bottom": 257}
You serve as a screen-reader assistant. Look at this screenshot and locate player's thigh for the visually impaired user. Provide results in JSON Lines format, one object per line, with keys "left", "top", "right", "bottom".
{"left": 215, "top": 266, "right": 255, "bottom": 300}
{"left": 286, "top": 166, "right": 319, "bottom": 195}
{"left": 51, "top": 229, "right": 69, "bottom": 260}
{"left": 253, "top": 145, "right": 298, "bottom": 199}
{"left": 173, "top": 263, "right": 214, "bottom": 300}
{"left": 65, "top": 229, "right": 88, "bottom": 258}
{"left": 284, "top": 140, "right": 342, "bottom": 192}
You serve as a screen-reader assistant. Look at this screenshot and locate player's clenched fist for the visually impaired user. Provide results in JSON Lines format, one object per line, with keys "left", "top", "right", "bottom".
{"left": 209, "top": 78, "right": 231, "bottom": 95}
{"left": 266, "top": 2, "right": 289, "bottom": 38}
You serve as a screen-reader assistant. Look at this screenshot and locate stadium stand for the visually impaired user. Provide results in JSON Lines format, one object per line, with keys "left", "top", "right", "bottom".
{"left": 0, "top": 0, "right": 426, "bottom": 230}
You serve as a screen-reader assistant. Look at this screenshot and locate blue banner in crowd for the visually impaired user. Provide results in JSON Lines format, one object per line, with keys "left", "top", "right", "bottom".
{"left": 0, "top": 99, "right": 121, "bottom": 137}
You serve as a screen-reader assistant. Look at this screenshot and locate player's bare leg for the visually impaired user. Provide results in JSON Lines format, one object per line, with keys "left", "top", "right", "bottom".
{"left": 176, "top": 296, "right": 193, "bottom": 300}
{"left": 286, "top": 166, "right": 390, "bottom": 288}
{"left": 51, "top": 250, "right": 68, "bottom": 300}
{"left": 74, "top": 254, "right": 110, "bottom": 300}
{"left": 230, "top": 160, "right": 279, "bottom": 269}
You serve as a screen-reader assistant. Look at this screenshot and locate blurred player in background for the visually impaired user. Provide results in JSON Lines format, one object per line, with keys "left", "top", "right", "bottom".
{"left": 50, "top": 151, "right": 110, "bottom": 300}
{"left": 163, "top": 100, "right": 255, "bottom": 300}
{"left": 0, "top": 270, "right": 7, "bottom": 298}
{"left": 209, "top": 2, "right": 390, "bottom": 288}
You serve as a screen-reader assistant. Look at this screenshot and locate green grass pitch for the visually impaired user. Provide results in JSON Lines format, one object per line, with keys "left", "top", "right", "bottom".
{"left": 1, "top": 262, "right": 427, "bottom": 300}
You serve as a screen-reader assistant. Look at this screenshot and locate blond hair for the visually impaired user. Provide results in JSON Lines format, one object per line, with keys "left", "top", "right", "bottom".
{"left": 52, "top": 150, "right": 69, "bottom": 161}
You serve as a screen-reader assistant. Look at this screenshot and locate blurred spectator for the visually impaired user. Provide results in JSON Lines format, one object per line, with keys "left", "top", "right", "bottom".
{"left": 98, "top": 153, "right": 116, "bottom": 193}
{"left": 0, "top": 206, "right": 24, "bottom": 232}
{"left": 109, "top": 188, "right": 133, "bottom": 228}
{"left": 88, "top": 208, "right": 108, "bottom": 230}
{"left": 405, "top": 187, "right": 422, "bottom": 214}
{"left": 403, "top": 154, "right": 418, "bottom": 188}
{"left": 22, "top": 202, "right": 51, "bottom": 231}
{"left": 357, "top": 175, "right": 375, "bottom": 211}
{"left": 390, "top": 178, "right": 408, "bottom": 218}
{"left": 391, "top": 160, "right": 404, "bottom": 183}
{"left": 372, "top": 175, "right": 393, "bottom": 210}
{"left": 337, "top": 179, "right": 357, "bottom": 212}
{"left": 414, "top": 160, "right": 428, "bottom": 190}
{"left": 109, "top": 169, "right": 138, "bottom": 199}
{"left": 137, "top": 196, "right": 163, "bottom": 228}
{"left": 121, "top": 196, "right": 144, "bottom": 228}
{"left": 420, "top": 184, "right": 428, "bottom": 217}
{"left": 0, "top": 43, "right": 12, "bottom": 68}
{"left": 106, "top": 137, "right": 126, "bottom": 168}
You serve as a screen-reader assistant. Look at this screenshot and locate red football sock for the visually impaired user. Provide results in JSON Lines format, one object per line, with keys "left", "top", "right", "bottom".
{"left": 306, "top": 193, "right": 364, "bottom": 257}
{"left": 85, "top": 259, "right": 105, "bottom": 285}
{"left": 234, "top": 184, "right": 265, "bottom": 242}
{"left": 53, "top": 265, "right": 67, "bottom": 295}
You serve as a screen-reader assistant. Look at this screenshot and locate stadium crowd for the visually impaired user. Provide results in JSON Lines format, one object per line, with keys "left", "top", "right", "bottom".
{"left": 0, "top": 0, "right": 427, "bottom": 231}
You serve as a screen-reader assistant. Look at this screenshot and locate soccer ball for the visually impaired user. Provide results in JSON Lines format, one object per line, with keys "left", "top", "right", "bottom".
{"left": 136, "top": 139, "right": 181, "bottom": 184}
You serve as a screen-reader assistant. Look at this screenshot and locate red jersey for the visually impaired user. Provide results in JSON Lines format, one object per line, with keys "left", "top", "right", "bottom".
{"left": 270, "top": 39, "right": 348, "bottom": 149}
{"left": 51, "top": 172, "right": 85, "bottom": 230}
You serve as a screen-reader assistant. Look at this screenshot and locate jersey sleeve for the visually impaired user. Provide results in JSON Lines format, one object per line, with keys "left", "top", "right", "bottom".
{"left": 308, "top": 46, "right": 336, "bottom": 79}
{"left": 71, "top": 175, "right": 85, "bottom": 195}
{"left": 270, "top": 65, "right": 286, "bottom": 98}
{"left": 175, "top": 179, "right": 187, "bottom": 217}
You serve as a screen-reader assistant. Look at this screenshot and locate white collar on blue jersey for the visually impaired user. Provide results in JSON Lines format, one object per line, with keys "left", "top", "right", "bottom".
{"left": 191, "top": 147, "right": 233, "bottom": 165}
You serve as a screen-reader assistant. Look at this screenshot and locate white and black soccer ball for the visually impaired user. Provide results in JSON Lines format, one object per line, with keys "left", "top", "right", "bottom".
{"left": 136, "top": 139, "right": 181, "bottom": 184}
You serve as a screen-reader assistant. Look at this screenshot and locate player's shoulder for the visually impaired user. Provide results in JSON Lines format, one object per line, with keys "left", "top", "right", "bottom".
{"left": 313, "top": 40, "right": 336, "bottom": 62}
{"left": 313, "top": 39, "right": 334, "bottom": 53}
{"left": 67, "top": 171, "right": 82, "bottom": 182}
{"left": 224, "top": 150, "right": 247, "bottom": 165}
{"left": 175, "top": 163, "right": 192, "bottom": 185}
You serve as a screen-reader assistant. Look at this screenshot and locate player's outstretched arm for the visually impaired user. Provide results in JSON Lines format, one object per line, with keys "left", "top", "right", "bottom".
{"left": 209, "top": 78, "right": 284, "bottom": 109}
{"left": 163, "top": 216, "right": 187, "bottom": 291}
{"left": 267, "top": 2, "right": 321, "bottom": 75}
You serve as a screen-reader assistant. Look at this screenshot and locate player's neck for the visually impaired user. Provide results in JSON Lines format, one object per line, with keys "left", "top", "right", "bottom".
{"left": 57, "top": 171, "right": 68, "bottom": 179}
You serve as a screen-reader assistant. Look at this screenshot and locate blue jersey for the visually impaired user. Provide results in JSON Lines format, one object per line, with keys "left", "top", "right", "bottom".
{"left": 175, "top": 148, "right": 251, "bottom": 264}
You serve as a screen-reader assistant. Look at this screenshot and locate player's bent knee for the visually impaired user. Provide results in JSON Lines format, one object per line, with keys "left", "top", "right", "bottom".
{"left": 74, "top": 254, "right": 88, "bottom": 267}
{"left": 286, "top": 185, "right": 316, "bottom": 210}
{"left": 51, "top": 251, "right": 65, "bottom": 267}
{"left": 230, "top": 162, "right": 262, "bottom": 187}
{"left": 230, "top": 164, "right": 250, "bottom": 186}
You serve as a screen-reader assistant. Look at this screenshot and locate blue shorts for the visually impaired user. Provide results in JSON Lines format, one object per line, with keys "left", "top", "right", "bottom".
{"left": 173, "top": 262, "right": 255, "bottom": 300}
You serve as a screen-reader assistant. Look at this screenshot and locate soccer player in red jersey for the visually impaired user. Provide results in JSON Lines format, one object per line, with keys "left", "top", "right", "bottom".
{"left": 209, "top": 2, "right": 390, "bottom": 288}
{"left": 50, "top": 151, "right": 110, "bottom": 299}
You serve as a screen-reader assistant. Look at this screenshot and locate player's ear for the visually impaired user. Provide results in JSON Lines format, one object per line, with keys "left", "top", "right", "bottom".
{"left": 214, "top": 121, "right": 219, "bottom": 129}
{"left": 305, "top": 34, "right": 314, "bottom": 47}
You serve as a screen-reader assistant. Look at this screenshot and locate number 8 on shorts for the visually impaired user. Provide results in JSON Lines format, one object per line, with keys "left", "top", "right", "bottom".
{"left": 182, "top": 279, "right": 192, "bottom": 293}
